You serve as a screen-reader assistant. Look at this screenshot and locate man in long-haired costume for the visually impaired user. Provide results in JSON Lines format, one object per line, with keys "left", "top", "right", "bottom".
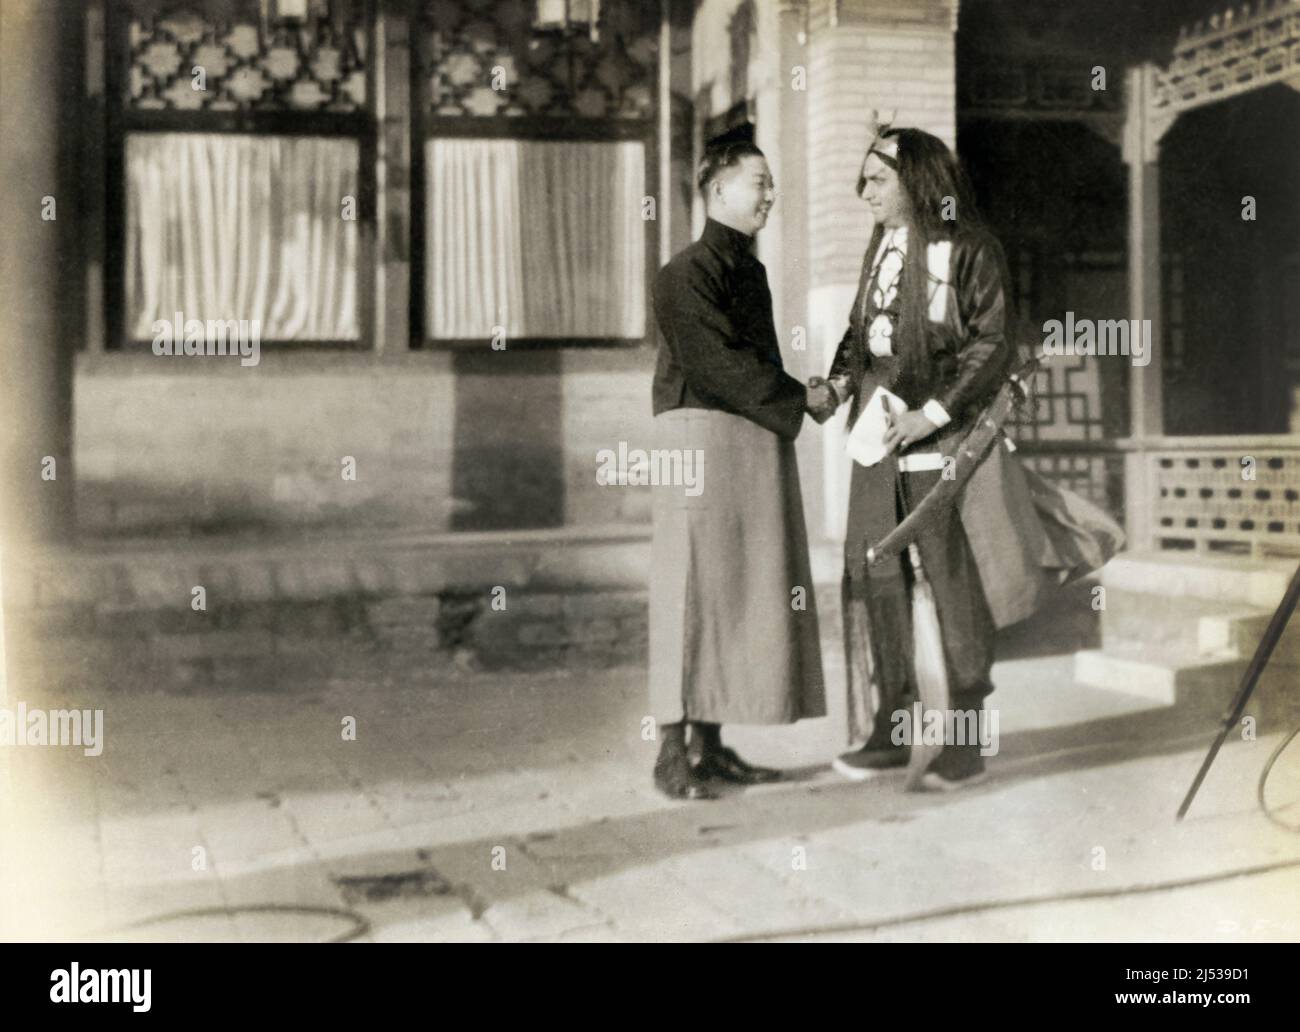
{"left": 811, "top": 119, "right": 1124, "bottom": 790}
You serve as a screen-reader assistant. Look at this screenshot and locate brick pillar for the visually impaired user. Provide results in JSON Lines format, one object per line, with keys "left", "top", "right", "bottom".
{"left": 0, "top": 0, "right": 82, "bottom": 546}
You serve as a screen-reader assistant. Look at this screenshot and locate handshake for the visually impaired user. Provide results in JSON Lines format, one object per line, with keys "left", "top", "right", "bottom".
{"left": 805, "top": 374, "right": 851, "bottom": 425}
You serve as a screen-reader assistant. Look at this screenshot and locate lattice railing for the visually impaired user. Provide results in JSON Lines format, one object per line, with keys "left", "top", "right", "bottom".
{"left": 1147, "top": 441, "right": 1300, "bottom": 558}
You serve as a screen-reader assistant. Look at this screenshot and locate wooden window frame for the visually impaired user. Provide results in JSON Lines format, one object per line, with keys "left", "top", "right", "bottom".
{"left": 102, "top": 0, "right": 380, "bottom": 352}
{"left": 410, "top": 43, "right": 659, "bottom": 350}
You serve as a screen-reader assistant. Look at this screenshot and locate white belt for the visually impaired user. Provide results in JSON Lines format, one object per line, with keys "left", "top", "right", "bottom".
{"left": 897, "top": 452, "right": 945, "bottom": 473}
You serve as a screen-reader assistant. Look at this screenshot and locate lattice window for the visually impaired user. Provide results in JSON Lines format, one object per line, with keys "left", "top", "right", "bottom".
{"left": 959, "top": 57, "right": 1123, "bottom": 116}
{"left": 411, "top": 0, "right": 658, "bottom": 348}
{"left": 1005, "top": 241, "right": 1124, "bottom": 516}
{"left": 417, "top": 0, "right": 655, "bottom": 121}
{"left": 104, "top": 0, "right": 377, "bottom": 349}
{"left": 1009, "top": 355, "right": 1105, "bottom": 442}
{"left": 1010, "top": 355, "right": 1123, "bottom": 518}
{"left": 127, "top": 3, "right": 367, "bottom": 112}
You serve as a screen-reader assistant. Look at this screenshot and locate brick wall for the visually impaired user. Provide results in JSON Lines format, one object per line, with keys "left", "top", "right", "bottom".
{"left": 806, "top": 0, "right": 957, "bottom": 289}
{"left": 73, "top": 346, "right": 655, "bottom": 538}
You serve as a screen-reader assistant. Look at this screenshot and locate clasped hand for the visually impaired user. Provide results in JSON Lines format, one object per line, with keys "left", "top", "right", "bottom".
{"left": 805, "top": 376, "right": 844, "bottom": 424}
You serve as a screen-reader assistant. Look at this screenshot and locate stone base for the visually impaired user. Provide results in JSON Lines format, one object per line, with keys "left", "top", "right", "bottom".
{"left": 3, "top": 586, "right": 651, "bottom": 695}
{"left": 0, "top": 527, "right": 654, "bottom": 692}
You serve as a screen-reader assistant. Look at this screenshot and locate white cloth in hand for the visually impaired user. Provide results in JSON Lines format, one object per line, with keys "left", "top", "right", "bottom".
{"left": 846, "top": 385, "right": 908, "bottom": 467}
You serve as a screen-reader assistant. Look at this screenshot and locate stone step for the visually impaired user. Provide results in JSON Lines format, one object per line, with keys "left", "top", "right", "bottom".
{"left": 1101, "top": 551, "right": 1297, "bottom": 609}
{"left": 1098, "top": 591, "right": 1263, "bottom": 654}
{"left": 1074, "top": 644, "right": 1299, "bottom": 724}
{"left": 1197, "top": 609, "right": 1300, "bottom": 667}
{"left": 1074, "top": 645, "right": 1243, "bottom": 709}
{"left": 1098, "top": 592, "right": 1300, "bottom": 665}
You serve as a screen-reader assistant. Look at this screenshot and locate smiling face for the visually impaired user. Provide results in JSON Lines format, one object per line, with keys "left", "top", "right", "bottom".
{"left": 706, "top": 154, "right": 775, "bottom": 236}
{"left": 859, "top": 152, "right": 909, "bottom": 228}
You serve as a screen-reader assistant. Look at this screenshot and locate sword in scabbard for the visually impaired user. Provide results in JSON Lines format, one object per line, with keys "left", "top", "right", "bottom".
{"left": 865, "top": 357, "right": 1039, "bottom": 566}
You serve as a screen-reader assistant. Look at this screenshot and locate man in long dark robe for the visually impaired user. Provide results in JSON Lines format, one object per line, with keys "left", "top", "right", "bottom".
{"left": 648, "top": 140, "right": 830, "bottom": 800}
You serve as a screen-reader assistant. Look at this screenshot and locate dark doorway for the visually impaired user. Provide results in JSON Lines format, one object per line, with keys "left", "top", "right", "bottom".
{"left": 1160, "top": 84, "right": 1300, "bottom": 436}
{"left": 959, "top": 118, "right": 1130, "bottom": 443}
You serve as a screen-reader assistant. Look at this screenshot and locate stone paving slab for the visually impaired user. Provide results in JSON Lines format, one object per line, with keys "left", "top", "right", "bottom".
{"left": 779, "top": 871, "right": 1300, "bottom": 943}
{"left": 5, "top": 644, "right": 1300, "bottom": 942}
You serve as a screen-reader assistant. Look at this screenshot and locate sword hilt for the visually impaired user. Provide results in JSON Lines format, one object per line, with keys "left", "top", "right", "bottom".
{"left": 1008, "top": 356, "right": 1041, "bottom": 403}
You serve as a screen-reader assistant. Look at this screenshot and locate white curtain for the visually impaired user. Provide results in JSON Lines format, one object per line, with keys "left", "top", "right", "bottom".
{"left": 426, "top": 138, "right": 646, "bottom": 340}
{"left": 126, "top": 132, "right": 359, "bottom": 341}
{"left": 425, "top": 139, "right": 526, "bottom": 339}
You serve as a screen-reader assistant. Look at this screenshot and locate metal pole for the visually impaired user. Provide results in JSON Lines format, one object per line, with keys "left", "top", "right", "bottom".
{"left": 1177, "top": 561, "right": 1300, "bottom": 820}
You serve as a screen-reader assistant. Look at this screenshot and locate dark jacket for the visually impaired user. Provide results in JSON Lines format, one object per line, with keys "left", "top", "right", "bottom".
{"left": 829, "top": 224, "right": 1015, "bottom": 433}
{"left": 832, "top": 221, "right": 1125, "bottom": 627}
{"left": 652, "top": 218, "right": 806, "bottom": 440}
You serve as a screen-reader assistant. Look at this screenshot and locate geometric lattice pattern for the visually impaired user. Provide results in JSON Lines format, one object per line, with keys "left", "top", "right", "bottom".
{"left": 418, "top": 0, "right": 655, "bottom": 120}
{"left": 1155, "top": 0, "right": 1300, "bottom": 116}
{"left": 1153, "top": 449, "right": 1300, "bottom": 558}
{"left": 128, "top": 5, "right": 368, "bottom": 111}
{"left": 1009, "top": 355, "right": 1105, "bottom": 442}
{"left": 961, "top": 57, "right": 1122, "bottom": 116}
{"left": 1009, "top": 355, "right": 1120, "bottom": 517}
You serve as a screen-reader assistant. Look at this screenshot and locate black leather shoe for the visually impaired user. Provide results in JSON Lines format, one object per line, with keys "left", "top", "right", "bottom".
{"left": 695, "top": 746, "right": 783, "bottom": 785}
{"left": 654, "top": 751, "right": 720, "bottom": 800}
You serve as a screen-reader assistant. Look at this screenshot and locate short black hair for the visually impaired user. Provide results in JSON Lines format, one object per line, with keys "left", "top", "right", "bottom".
{"left": 697, "top": 140, "right": 766, "bottom": 193}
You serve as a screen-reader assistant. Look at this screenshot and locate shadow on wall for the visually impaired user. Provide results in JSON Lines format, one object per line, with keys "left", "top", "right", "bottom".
{"left": 451, "top": 348, "right": 564, "bottom": 531}
{"left": 70, "top": 344, "right": 657, "bottom": 540}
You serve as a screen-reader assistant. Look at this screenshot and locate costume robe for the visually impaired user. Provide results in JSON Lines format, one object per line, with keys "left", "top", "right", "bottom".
{"left": 830, "top": 223, "right": 1124, "bottom": 742}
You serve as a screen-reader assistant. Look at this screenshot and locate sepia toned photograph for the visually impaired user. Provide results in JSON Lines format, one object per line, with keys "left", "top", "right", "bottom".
{"left": 1, "top": 0, "right": 1298, "bottom": 957}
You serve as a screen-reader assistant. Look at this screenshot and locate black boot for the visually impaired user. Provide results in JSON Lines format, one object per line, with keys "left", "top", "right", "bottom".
{"left": 654, "top": 722, "right": 719, "bottom": 801}
{"left": 920, "top": 691, "right": 990, "bottom": 791}
{"left": 832, "top": 693, "right": 913, "bottom": 781}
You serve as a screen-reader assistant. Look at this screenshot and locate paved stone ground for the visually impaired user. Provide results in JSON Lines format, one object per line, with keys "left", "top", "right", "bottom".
{"left": 4, "top": 632, "right": 1300, "bottom": 942}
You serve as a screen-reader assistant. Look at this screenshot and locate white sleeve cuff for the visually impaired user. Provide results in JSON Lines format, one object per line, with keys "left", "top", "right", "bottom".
{"left": 921, "top": 399, "right": 951, "bottom": 428}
